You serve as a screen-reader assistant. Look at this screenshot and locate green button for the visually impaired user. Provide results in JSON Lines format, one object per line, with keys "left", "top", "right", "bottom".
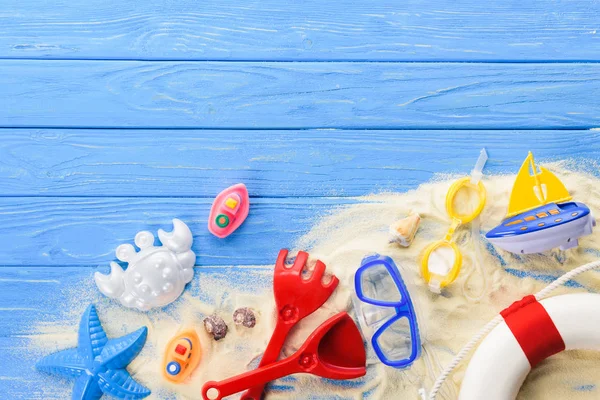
{"left": 216, "top": 214, "right": 230, "bottom": 228}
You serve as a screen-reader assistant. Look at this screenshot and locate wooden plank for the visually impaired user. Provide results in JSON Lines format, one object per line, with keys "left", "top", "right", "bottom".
{"left": 1, "top": 129, "right": 599, "bottom": 197}
{"left": 0, "top": 336, "right": 56, "bottom": 400}
{"left": 1, "top": 0, "right": 600, "bottom": 61}
{"left": 2, "top": 61, "right": 600, "bottom": 129}
{"left": 0, "top": 266, "right": 273, "bottom": 336}
{"left": 0, "top": 196, "right": 354, "bottom": 267}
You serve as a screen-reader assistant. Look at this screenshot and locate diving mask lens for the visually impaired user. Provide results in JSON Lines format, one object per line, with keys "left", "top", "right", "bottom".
{"left": 374, "top": 315, "right": 414, "bottom": 363}
{"left": 359, "top": 262, "right": 402, "bottom": 305}
{"left": 358, "top": 301, "right": 399, "bottom": 332}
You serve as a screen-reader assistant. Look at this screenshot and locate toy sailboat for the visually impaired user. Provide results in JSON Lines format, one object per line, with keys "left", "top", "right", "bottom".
{"left": 486, "top": 152, "right": 595, "bottom": 254}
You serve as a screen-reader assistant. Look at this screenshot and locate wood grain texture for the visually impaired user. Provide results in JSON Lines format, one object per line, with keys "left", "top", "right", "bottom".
{"left": 1, "top": 129, "right": 599, "bottom": 197}
{"left": 1, "top": 0, "right": 600, "bottom": 61}
{"left": 2, "top": 61, "right": 600, "bottom": 129}
{"left": 0, "top": 196, "right": 355, "bottom": 267}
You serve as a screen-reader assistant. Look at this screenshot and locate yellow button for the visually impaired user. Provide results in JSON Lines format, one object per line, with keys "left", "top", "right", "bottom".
{"left": 538, "top": 223, "right": 545, "bottom": 227}
{"left": 520, "top": 226, "right": 528, "bottom": 230}
{"left": 555, "top": 218, "right": 563, "bottom": 222}
{"left": 536, "top": 212, "right": 548, "bottom": 218}
{"left": 549, "top": 209, "right": 560, "bottom": 215}
{"left": 572, "top": 212, "right": 579, "bottom": 217}
{"left": 525, "top": 216, "right": 536, "bottom": 221}
{"left": 225, "top": 197, "right": 239, "bottom": 209}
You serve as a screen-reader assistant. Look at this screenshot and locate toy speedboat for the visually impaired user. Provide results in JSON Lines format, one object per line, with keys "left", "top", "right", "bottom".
{"left": 163, "top": 329, "right": 202, "bottom": 384}
{"left": 486, "top": 152, "right": 595, "bottom": 254}
{"left": 208, "top": 183, "right": 250, "bottom": 238}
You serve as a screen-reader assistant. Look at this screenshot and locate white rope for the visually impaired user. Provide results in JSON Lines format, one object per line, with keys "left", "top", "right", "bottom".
{"left": 428, "top": 258, "right": 600, "bottom": 400}
{"left": 534, "top": 259, "right": 600, "bottom": 300}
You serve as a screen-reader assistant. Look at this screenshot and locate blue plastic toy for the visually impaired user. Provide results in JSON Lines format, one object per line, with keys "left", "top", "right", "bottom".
{"left": 354, "top": 254, "right": 421, "bottom": 369}
{"left": 36, "top": 304, "right": 151, "bottom": 400}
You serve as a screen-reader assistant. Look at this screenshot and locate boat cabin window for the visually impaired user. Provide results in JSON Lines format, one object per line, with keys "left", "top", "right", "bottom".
{"left": 505, "top": 208, "right": 563, "bottom": 227}
{"left": 506, "top": 219, "right": 523, "bottom": 226}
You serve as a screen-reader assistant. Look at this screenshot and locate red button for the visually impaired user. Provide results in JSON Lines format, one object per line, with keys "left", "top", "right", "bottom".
{"left": 175, "top": 344, "right": 187, "bottom": 355}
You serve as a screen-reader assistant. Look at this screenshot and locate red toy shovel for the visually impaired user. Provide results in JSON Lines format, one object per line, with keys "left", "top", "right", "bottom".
{"left": 241, "top": 249, "right": 339, "bottom": 400}
{"left": 201, "top": 312, "right": 366, "bottom": 400}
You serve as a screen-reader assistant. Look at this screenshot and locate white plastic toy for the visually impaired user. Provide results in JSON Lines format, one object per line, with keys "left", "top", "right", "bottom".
{"left": 95, "top": 219, "right": 195, "bottom": 311}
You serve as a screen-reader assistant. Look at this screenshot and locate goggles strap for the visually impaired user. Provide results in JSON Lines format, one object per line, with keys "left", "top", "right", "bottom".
{"left": 428, "top": 278, "right": 442, "bottom": 294}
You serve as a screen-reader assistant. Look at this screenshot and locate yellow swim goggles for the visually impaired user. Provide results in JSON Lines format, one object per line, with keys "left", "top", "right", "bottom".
{"left": 421, "top": 149, "right": 488, "bottom": 293}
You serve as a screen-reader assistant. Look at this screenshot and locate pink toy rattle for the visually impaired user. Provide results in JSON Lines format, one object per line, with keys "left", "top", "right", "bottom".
{"left": 208, "top": 183, "right": 250, "bottom": 238}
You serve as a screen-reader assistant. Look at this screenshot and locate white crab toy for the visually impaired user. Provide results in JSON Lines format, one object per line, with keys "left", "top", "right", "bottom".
{"left": 94, "top": 219, "right": 195, "bottom": 311}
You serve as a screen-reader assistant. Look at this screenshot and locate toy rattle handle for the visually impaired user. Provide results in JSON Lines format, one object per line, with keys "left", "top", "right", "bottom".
{"left": 201, "top": 356, "right": 298, "bottom": 400}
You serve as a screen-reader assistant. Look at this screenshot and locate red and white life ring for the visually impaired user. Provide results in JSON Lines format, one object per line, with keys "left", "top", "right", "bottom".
{"left": 459, "top": 293, "right": 600, "bottom": 400}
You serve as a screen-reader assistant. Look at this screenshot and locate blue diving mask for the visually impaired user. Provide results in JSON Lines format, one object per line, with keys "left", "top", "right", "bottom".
{"left": 353, "top": 254, "right": 421, "bottom": 369}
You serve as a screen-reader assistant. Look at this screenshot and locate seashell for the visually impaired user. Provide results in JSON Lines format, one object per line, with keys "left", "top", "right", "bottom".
{"left": 389, "top": 214, "right": 421, "bottom": 247}
{"left": 203, "top": 314, "right": 228, "bottom": 341}
{"left": 233, "top": 307, "right": 257, "bottom": 328}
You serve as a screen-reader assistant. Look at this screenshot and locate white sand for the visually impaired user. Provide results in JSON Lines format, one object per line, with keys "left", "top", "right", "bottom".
{"left": 30, "top": 162, "right": 600, "bottom": 399}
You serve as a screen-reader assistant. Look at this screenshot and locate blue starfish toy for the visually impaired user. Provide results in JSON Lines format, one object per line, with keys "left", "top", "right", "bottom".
{"left": 36, "top": 304, "right": 151, "bottom": 400}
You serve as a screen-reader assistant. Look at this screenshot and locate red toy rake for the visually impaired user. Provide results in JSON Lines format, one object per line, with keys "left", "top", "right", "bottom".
{"left": 240, "top": 249, "right": 339, "bottom": 400}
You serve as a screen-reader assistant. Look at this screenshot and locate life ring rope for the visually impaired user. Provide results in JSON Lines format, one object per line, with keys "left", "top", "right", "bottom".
{"left": 428, "top": 259, "right": 600, "bottom": 400}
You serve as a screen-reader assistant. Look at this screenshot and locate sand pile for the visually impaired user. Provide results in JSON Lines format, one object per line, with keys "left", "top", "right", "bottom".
{"left": 30, "top": 162, "right": 600, "bottom": 399}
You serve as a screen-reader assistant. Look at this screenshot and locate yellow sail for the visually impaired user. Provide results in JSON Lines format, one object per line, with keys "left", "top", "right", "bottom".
{"left": 506, "top": 152, "right": 572, "bottom": 218}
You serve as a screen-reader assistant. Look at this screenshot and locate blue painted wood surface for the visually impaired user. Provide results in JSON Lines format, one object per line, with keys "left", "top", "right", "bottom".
{"left": 1, "top": 1, "right": 599, "bottom": 398}
{"left": 1, "top": 0, "right": 600, "bottom": 61}
{"left": 1, "top": 129, "right": 598, "bottom": 197}
{"left": 0, "top": 197, "right": 356, "bottom": 266}
{"left": 2, "top": 61, "right": 600, "bottom": 129}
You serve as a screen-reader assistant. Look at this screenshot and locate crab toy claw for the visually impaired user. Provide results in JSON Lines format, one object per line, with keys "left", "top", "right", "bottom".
{"left": 94, "top": 219, "right": 196, "bottom": 311}
{"left": 95, "top": 262, "right": 126, "bottom": 299}
{"left": 158, "top": 218, "right": 193, "bottom": 254}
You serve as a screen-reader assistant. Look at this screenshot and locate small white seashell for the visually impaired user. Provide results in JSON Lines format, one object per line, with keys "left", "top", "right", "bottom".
{"left": 389, "top": 214, "right": 421, "bottom": 247}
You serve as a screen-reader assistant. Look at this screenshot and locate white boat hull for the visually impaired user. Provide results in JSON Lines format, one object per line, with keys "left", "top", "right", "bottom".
{"left": 487, "top": 213, "right": 596, "bottom": 254}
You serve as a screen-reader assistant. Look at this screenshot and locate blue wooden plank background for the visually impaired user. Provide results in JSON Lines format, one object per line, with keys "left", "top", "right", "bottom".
{"left": 2, "top": 62, "right": 600, "bottom": 129}
{"left": 1, "top": 1, "right": 599, "bottom": 398}
{"left": 1, "top": 0, "right": 599, "bottom": 61}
